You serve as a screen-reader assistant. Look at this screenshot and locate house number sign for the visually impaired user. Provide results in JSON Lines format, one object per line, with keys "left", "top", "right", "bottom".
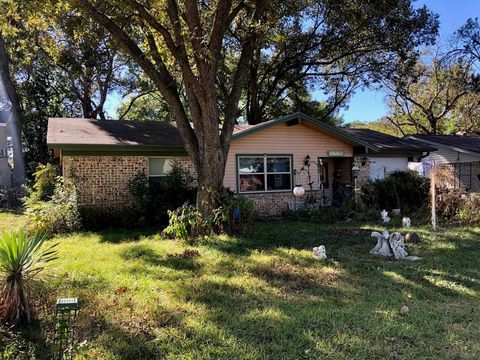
{"left": 327, "top": 150, "right": 345, "bottom": 157}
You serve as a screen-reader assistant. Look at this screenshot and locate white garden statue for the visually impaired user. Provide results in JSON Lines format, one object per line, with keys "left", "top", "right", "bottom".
{"left": 313, "top": 246, "right": 327, "bottom": 260}
{"left": 402, "top": 217, "right": 411, "bottom": 227}
{"left": 371, "top": 231, "right": 411, "bottom": 259}
{"left": 370, "top": 230, "right": 392, "bottom": 257}
{"left": 381, "top": 210, "right": 390, "bottom": 224}
{"left": 388, "top": 232, "right": 408, "bottom": 259}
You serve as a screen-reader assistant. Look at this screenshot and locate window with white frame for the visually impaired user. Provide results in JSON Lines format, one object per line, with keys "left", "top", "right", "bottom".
{"left": 148, "top": 157, "right": 173, "bottom": 187}
{"left": 238, "top": 155, "right": 292, "bottom": 193}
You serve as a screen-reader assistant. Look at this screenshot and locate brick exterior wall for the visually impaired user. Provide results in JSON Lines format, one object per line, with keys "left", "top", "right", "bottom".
{"left": 241, "top": 190, "right": 325, "bottom": 217}
{"left": 62, "top": 153, "right": 369, "bottom": 217}
{"left": 62, "top": 155, "right": 196, "bottom": 207}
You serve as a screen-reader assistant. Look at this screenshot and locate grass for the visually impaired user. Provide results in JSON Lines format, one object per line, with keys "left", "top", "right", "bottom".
{"left": 1, "top": 212, "right": 480, "bottom": 359}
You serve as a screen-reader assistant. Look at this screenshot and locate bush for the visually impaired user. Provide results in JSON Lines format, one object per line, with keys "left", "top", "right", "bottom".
{"left": 164, "top": 204, "right": 203, "bottom": 241}
{"left": 360, "top": 170, "right": 430, "bottom": 214}
{"left": 24, "top": 165, "right": 81, "bottom": 236}
{"left": 436, "top": 191, "right": 480, "bottom": 225}
{"left": 78, "top": 206, "right": 140, "bottom": 230}
{"left": 127, "top": 165, "right": 196, "bottom": 226}
{"left": 0, "top": 188, "right": 23, "bottom": 210}
{"left": 213, "top": 189, "right": 256, "bottom": 234}
{"left": 164, "top": 189, "right": 256, "bottom": 240}
{"left": 25, "top": 163, "right": 58, "bottom": 203}
{"left": 456, "top": 195, "right": 480, "bottom": 225}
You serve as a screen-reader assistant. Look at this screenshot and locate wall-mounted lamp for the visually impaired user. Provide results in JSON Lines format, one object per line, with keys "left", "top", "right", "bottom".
{"left": 352, "top": 165, "right": 360, "bottom": 179}
{"left": 304, "top": 154, "right": 311, "bottom": 166}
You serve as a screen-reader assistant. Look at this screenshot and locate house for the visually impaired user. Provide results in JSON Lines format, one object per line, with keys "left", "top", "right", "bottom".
{"left": 406, "top": 134, "right": 480, "bottom": 164}
{"left": 406, "top": 134, "right": 480, "bottom": 192}
{"left": 47, "top": 112, "right": 435, "bottom": 216}
{"left": 0, "top": 111, "right": 12, "bottom": 188}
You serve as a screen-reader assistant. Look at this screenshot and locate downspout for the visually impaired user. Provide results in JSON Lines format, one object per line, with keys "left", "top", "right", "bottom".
{"left": 419, "top": 151, "right": 430, "bottom": 161}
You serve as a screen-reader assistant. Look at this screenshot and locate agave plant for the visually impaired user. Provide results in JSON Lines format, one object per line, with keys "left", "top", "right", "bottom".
{"left": 0, "top": 230, "right": 58, "bottom": 324}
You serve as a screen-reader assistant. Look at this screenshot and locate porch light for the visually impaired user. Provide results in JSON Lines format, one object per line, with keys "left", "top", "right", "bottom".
{"left": 293, "top": 184, "right": 305, "bottom": 197}
{"left": 304, "top": 154, "right": 311, "bottom": 166}
{"left": 352, "top": 165, "right": 360, "bottom": 179}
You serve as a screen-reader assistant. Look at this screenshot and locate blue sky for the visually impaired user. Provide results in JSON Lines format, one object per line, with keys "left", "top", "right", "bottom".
{"left": 338, "top": 0, "right": 480, "bottom": 123}
{"left": 105, "top": 1, "right": 480, "bottom": 121}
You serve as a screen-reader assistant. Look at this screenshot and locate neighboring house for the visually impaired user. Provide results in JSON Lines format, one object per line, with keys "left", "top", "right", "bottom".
{"left": 406, "top": 134, "right": 480, "bottom": 164}
{"left": 0, "top": 111, "right": 12, "bottom": 188}
{"left": 406, "top": 134, "right": 480, "bottom": 192}
{"left": 47, "top": 112, "right": 435, "bottom": 216}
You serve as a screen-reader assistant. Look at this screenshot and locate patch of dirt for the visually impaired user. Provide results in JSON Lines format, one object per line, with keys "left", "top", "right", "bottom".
{"left": 167, "top": 249, "right": 200, "bottom": 260}
{"left": 333, "top": 228, "right": 374, "bottom": 237}
{"left": 250, "top": 259, "right": 342, "bottom": 291}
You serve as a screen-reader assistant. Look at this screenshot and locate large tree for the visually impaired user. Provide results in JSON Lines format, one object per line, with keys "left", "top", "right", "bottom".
{"left": 238, "top": 0, "right": 439, "bottom": 124}
{"left": 70, "top": 0, "right": 439, "bottom": 213}
{"left": 0, "top": 1, "right": 144, "bottom": 171}
{"left": 72, "top": 0, "right": 268, "bottom": 214}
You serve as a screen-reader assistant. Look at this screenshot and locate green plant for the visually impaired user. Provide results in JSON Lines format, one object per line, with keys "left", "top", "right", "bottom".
{"left": 127, "top": 165, "right": 196, "bottom": 227}
{"left": 0, "top": 230, "right": 58, "bottom": 324}
{"left": 456, "top": 195, "right": 480, "bottom": 224}
{"left": 24, "top": 178, "right": 81, "bottom": 236}
{"left": 24, "top": 163, "right": 59, "bottom": 203}
{"left": 214, "top": 189, "right": 256, "bottom": 234}
{"left": 0, "top": 188, "right": 23, "bottom": 210}
{"left": 164, "top": 204, "right": 203, "bottom": 241}
{"left": 360, "top": 170, "right": 430, "bottom": 213}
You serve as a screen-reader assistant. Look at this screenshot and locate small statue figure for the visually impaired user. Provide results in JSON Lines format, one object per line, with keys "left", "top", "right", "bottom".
{"left": 388, "top": 232, "right": 408, "bottom": 259}
{"left": 381, "top": 210, "right": 390, "bottom": 224}
{"left": 313, "top": 245, "right": 327, "bottom": 260}
{"left": 402, "top": 217, "right": 411, "bottom": 227}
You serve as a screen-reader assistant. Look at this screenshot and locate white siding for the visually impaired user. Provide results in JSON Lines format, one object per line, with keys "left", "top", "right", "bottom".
{"left": 422, "top": 145, "right": 480, "bottom": 164}
{"left": 369, "top": 157, "right": 409, "bottom": 180}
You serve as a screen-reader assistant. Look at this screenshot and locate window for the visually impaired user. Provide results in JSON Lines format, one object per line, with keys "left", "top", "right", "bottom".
{"left": 238, "top": 155, "right": 292, "bottom": 193}
{"left": 148, "top": 157, "right": 173, "bottom": 187}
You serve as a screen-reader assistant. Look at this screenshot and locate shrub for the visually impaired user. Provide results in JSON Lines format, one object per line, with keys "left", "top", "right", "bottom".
{"left": 78, "top": 206, "right": 140, "bottom": 230}
{"left": 456, "top": 195, "right": 480, "bottom": 225}
{"left": 0, "top": 188, "right": 23, "bottom": 210}
{"left": 436, "top": 191, "right": 480, "bottom": 225}
{"left": 360, "top": 170, "right": 430, "bottom": 213}
{"left": 164, "top": 189, "right": 256, "bottom": 240}
{"left": 24, "top": 177, "right": 81, "bottom": 236}
{"left": 127, "top": 165, "right": 196, "bottom": 226}
{"left": 25, "top": 163, "right": 58, "bottom": 203}
{"left": 0, "top": 230, "right": 58, "bottom": 324}
{"left": 213, "top": 189, "right": 256, "bottom": 234}
{"left": 164, "top": 204, "right": 203, "bottom": 241}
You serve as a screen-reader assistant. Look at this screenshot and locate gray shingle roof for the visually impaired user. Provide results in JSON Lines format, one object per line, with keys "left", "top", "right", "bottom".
{"left": 342, "top": 128, "right": 437, "bottom": 152}
{"left": 407, "top": 134, "right": 480, "bottom": 156}
{"left": 47, "top": 118, "right": 185, "bottom": 148}
{"left": 47, "top": 115, "right": 435, "bottom": 155}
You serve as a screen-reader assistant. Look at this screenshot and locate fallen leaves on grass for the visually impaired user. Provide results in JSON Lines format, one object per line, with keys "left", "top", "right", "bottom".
{"left": 167, "top": 249, "right": 200, "bottom": 260}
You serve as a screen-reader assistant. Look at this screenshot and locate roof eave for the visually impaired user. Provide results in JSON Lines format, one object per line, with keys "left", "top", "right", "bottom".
{"left": 407, "top": 136, "right": 480, "bottom": 157}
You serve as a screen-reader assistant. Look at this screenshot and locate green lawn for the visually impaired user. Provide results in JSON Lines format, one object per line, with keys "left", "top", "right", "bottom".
{"left": 2, "top": 212, "right": 480, "bottom": 359}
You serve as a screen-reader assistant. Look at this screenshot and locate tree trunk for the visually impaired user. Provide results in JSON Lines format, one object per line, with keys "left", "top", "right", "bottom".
{"left": 195, "top": 147, "right": 226, "bottom": 215}
{"left": 0, "top": 32, "right": 25, "bottom": 185}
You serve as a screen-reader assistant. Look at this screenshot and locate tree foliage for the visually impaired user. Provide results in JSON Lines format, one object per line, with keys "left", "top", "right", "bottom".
{"left": 240, "top": 0, "right": 439, "bottom": 125}
{"left": 382, "top": 16, "right": 480, "bottom": 136}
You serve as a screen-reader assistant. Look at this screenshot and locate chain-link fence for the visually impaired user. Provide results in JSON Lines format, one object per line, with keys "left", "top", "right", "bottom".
{"left": 430, "top": 161, "right": 480, "bottom": 229}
